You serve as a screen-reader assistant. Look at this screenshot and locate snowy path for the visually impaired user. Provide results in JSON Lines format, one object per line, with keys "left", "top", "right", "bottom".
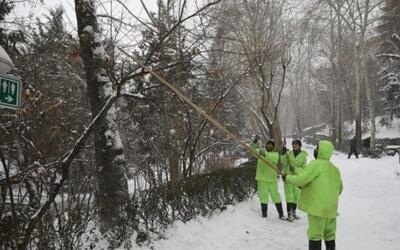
{"left": 130, "top": 147, "right": 400, "bottom": 250}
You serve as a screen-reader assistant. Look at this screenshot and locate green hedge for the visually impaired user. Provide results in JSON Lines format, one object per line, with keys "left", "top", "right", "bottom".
{"left": 127, "top": 161, "right": 256, "bottom": 244}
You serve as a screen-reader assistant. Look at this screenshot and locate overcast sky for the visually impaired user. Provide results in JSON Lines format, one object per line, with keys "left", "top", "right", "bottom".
{"left": 10, "top": 0, "right": 205, "bottom": 49}
{"left": 12, "top": 0, "right": 159, "bottom": 32}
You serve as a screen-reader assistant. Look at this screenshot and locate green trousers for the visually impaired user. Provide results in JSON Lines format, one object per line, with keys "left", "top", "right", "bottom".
{"left": 307, "top": 214, "right": 337, "bottom": 241}
{"left": 284, "top": 182, "right": 300, "bottom": 203}
{"left": 257, "top": 181, "right": 281, "bottom": 203}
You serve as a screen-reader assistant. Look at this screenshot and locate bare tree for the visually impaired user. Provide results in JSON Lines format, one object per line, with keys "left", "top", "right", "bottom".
{"left": 325, "top": 0, "right": 382, "bottom": 149}
{"left": 209, "top": 0, "right": 294, "bottom": 148}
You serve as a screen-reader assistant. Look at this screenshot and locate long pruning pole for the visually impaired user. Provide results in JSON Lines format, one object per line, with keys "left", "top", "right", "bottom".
{"left": 119, "top": 48, "right": 280, "bottom": 174}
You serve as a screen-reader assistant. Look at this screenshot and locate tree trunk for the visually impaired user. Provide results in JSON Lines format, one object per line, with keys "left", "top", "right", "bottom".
{"left": 365, "top": 80, "right": 376, "bottom": 151}
{"left": 244, "top": 100, "right": 261, "bottom": 136}
{"left": 16, "top": 140, "right": 40, "bottom": 208}
{"left": 359, "top": 0, "right": 373, "bottom": 150}
{"left": 335, "top": 10, "right": 343, "bottom": 148}
{"left": 362, "top": 53, "right": 376, "bottom": 150}
{"left": 270, "top": 119, "right": 284, "bottom": 149}
{"left": 329, "top": 10, "right": 337, "bottom": 141}
{"left": 168, "top": 134, "right": 180, "bottom": 185}
{"left": 74, "top": 0, "right": 128, "bottom": 232}
{"left": 306, "top": 39, "right": 315, "bottom": 127}
{"left": 261, "top": 96, "right": 284, "bottom": 149}
{"left": 354, "top": 41, "right": 362, "bottom": 149}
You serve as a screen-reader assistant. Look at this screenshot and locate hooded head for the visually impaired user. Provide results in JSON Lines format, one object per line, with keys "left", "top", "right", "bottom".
{"left": 314, "top": 140, "right": 334, "bottom": 160}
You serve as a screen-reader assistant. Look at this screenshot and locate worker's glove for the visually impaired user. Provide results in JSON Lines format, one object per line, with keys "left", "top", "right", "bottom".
{"left": 281, "top": 147, "right": 288, "bottom": 155}
{"left": 281, "top": 174, "right": 287, "bottom": 181}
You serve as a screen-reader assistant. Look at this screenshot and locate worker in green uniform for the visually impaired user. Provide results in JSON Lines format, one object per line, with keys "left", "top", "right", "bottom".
{"left": 281, "top": 139, "right": 308, "bottom": 221}
{"left": 283, "top": 140, "right": 343, "bottom": 250}
{"left": 251, "top": 138, "right": 285, "bottom": 220}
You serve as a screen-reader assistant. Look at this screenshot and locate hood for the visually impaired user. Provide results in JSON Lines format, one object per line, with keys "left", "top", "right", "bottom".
{"left": 317, "top": 140, "right": 334, "bottom": 160}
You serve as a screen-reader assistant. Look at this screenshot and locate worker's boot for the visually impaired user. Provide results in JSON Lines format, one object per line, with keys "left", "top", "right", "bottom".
{"left": 292, "top": 203, "right": 300, "bottom": 220}
{"left": 287, "top": 203, "right": 294, "bottom": 221}
{"left": 275, "top": 203, "right": 286, "bottom": 220}
{"left": 309, "top": 240, "right": 321, "bottom": 250}
{"left": 325, "top": 240, "right": 335, "bottom": 250}
{"left": 261, "top": 203, "right": 268, "bottom": 218}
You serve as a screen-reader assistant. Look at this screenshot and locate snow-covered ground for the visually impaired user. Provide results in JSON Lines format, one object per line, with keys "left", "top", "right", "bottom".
{"left": 125, "top": 144, "right": 400, "bottom": 250}
{"left": 311, "top": 117, "right": 400, "bottom": 139}
{"left": 370, "top": 117, "right": 400, "bottom": 139}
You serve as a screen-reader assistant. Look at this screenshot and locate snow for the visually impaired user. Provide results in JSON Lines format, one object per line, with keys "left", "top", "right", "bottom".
{"left": 143, "top": 73, "right": 151, "bottom": 83}
{"left": 313, "top": 117, "right": 400, "bottom": 139}
{"left": 125, "top": 143, "right": 400, "bottom": 250}
{"left": 82, "top": 25, "right": 94, "bottom": 34}
{"left": 128, "top": 179, "right": 135, "bottom": 194}
{"left": 105, "top": 105, "right": 117, "bottom": 124}
{"left": 377, "top": 53, "right": 400, "bottom": 59}
{"left": 54, "top": 173, "right": 63, "bottom": 184}
{"left": 210, "top": 129, "right": 215, "bottom": 136}
{"left": 80, "top": 220, "right": 110, "bottom": 250}
{"left": 97, "top": 73, "right": 109, "bottom": 84}
{"left": 102, "top": 70, "right": 115, "bottom": 98}
{"left": 84, "top": 25, "right": 107, "bottom": 61}
{"left": 315, "top": 126, "right": 331, "bottom": 136}
{"left": 94, "top": 32, "right": 103, "bottom": 44}
{"left": 360, "top": 117, "right": 400, "bottom": 139}
{"left": 234, "top": 157, "right": 248, "bottom": 167}
{"left": 135, "top": 93, "right": 145, "bottom": 99}
{"left": 104, "top": 129, "right": 123, "bottom": 149}
{"left": 93, "top": 45, "right": 106, "bottom": 59}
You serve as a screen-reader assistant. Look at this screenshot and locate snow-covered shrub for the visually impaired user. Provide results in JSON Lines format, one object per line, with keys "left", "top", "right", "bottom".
{"left": 127, "top": 162, "right": 256, "bottom": 244}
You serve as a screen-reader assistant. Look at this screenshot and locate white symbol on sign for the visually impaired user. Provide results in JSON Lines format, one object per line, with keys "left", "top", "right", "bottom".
{"left": 10, "top": 83, "right": 15, "bottom": 95}
{"left": 5, "top": 95, "right": 13, "bottom": 102}
{"left": 1, "top": 81, "right": 6, "bottom": 93}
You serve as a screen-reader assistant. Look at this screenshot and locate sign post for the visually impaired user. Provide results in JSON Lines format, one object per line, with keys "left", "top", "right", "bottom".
{"left": 0, "top": 74, "right": 22, "bottom": 110}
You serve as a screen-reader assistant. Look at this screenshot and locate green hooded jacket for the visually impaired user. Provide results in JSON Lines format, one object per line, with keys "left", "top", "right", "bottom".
{"left": 286, "top": 140, "right": 343, "bottom": 218}
{"left": 251, "top": 143, "right": 280, "bottom": 182}
{"left": 281, "top": 150, "right": 308, "bottom": 175}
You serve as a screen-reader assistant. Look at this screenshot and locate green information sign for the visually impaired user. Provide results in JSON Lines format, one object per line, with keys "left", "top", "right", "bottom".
{"left": 0, "top": 75, "right": 21, "bottom": 110}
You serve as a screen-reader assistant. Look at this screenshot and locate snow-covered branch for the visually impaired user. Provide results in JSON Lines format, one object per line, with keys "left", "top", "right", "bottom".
{"left": 376, "top": 54, "right": 400, "bottom": 60}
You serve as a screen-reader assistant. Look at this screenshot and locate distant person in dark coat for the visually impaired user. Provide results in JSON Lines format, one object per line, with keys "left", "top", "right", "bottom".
{"left": 348, "top": 136, "right": 359, "bottom": 159}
